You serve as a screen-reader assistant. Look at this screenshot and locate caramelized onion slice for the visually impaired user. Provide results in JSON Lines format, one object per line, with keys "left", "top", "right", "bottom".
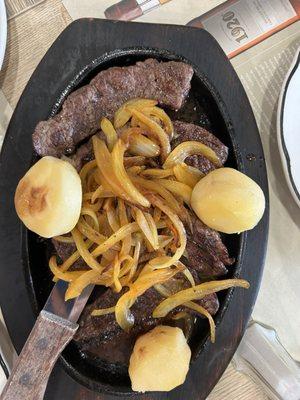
{"left": 142, "top": 106, "right": 174, "bottom": 138}
{"left": 91, "top": 306, "right": 115, "bottom": 317}
{"left": 118, "top": 198, "right": 132, "bottom": 257}
{"left": 93, "top": 136, "right": 133, "bottom": 203}
{"left": 131, "top": 175, "right": 182, "bottom": 215}
{"left": 146, "top": 193, "right": 187, "bottom": 270}
{"left": 112, "top": 255, "right": 122, "bottom": 293}
{"left": 155, "top": 179, "right": 192, "bottom": 205}
{"left": 79, "top": 160, "right": 97, "bottom": 190}
{"left": 115, "top": 267, "right": 181, "bottom": 331}
{"left": 128, "top": 135, "right": 160, "bottom": 157}
{"left": 119, "top": 255, "right": 134, "bottom": 279}
{"left": 125, "top": 233, "right": 142, "bottom": 284}
{"left": 173, "top": 163, "right": 204, "bottom": 188}
{"left": 92, "top": 222, "right": 139, "bottom": 258}
{"left": 145, "top": 213, "right": 158, "bottom": 248}
{"left": 153, "top": 279, "right": 250, "bottom": 318}
{"left": 82, "top": 198, "right": 103, "bottom": 212}
{"left": 104, "top": 198, "right": 120, "bottom": 232}
{"left": 53, "top": 239, "right": 93, "bottom": 277}
{"left": 126, "top": 166, "right": 145, "bottom": 175}
{"left": 91, "top": 186, "right": 114, "bottom": 203}
{"left": 141, "top": 168, "right": 174, "bottom": 179}
{"left": 114, "top": 98, "right": 157, "bottom": 129}
{"left": 65, "top": 270, "right": 104, "bottom": 300}
{"left": 53, "top": 235, "right": 74, "bottom": 244}
{"left": 128, "top": 108, "right": 171, "bottom": 161}
{"left": 181, "top": 267, "right": 196, "bottom": 287}
{"left": 49, "top": 256, "right": 84, "bottom": 282}
{"left": 112, "top": 139, "right": 150, "bottom": 208}
{"left": 158, "top": 235, "right": 173, "bottom": 248}
{"left": 77, "top": 218, "right": 107, "bottom": 245}
{"left": 71, "top": 228, "right": 103, "bottom": 272}
{"left": 124, "top": 156, "right": 147, "bottom": 167}
{"left": 185, "top": 301, "right": 216, "bottom": 343}
{"left": 100, "top": 117, "right": 118, "bottom": 151}
{"left": 163, "top": 141, "right": 221, "bottom": 169}
{"left": 80, "top": 207, "right": 100, "bottom": 231}
{"left": 134, "top": 208, "right": 159, "bottom": 250}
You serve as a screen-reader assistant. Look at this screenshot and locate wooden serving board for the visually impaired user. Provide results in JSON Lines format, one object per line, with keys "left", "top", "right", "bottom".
{"left": 0, "top": 19, "right": 269, "bottom": 399}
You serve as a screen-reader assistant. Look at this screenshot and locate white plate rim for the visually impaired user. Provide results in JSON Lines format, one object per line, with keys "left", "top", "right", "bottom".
{"left": 277, "top": 46, "right": 300, "bottom": 208}
{"left": 0, "top": 0, "right": 7, "bottom": 70}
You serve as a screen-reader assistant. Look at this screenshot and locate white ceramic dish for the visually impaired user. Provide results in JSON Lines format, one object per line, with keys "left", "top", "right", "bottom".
{"left": 0, "top": 0, "right": 7, "bottom": 70}
{"left": 277, "top": 47, "right": 300, "bottom": 208}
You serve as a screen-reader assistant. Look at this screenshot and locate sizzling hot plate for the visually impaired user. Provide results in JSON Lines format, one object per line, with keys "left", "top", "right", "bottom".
{"left": 0, "top": 19, "right": 269, "bottom": 399}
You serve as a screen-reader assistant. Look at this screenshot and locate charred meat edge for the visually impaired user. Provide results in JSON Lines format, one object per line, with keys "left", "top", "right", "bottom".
{"left": 33, "top": 59, "right": 194, "bottom": 157}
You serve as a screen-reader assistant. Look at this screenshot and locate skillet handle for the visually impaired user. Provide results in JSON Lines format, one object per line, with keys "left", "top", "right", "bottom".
{"left": 0, "top": 310, "right": 78, "bottom": 400}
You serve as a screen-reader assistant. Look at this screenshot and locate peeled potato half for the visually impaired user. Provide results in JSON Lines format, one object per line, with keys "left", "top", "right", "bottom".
{"left": 191, "top": 168, "right": 265, "bottom": 234}
{"left": 129, "top": 325, "right": 191, "bottom": 392}
{"left": 15, "top": 156, "right": 82, "bottom": 238}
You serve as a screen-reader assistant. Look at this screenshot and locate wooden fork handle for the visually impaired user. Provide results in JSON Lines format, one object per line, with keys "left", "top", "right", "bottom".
{"left": 0, "top": 310, "right": 78, "bottom": 400}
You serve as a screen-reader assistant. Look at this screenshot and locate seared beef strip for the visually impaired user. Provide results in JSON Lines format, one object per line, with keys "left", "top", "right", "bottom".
{"left": 185, "top": 212, "right": 234, "bottom": 277}
{"left": 71, "top": 120, "right": 228, "bottom": 175}
{"left": 172, "top": 121, "right": 228, "bottom": 173}
{"left": 74, "top": 284, "right": 219, "bottom": 364}
{"left": 75, "top": 288, "right": 163, "bottom": 364}
{"left": 33, "top": 59, "right": 193, "bottom": 157}
{"left": 190, "top": 213, "right": 234, "bottom": 265}
{"left": 185, "top": 241, "right": 227, "bottom": 277}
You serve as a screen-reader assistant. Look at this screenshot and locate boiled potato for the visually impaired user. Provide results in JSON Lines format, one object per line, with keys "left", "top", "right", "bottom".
{"left": 15, "top": 156, "right": 82, "bottom": 238}
{"left": 129, "top": 325, "right": 191, "bottom": 392}
{"left": 191, "top": 168, "right": 265, "bottom": 234}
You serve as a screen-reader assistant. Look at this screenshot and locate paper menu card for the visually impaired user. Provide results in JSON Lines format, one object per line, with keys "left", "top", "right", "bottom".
{"left": 188, "top": 0, "right": 300, "bottom": 58}
{"left": 232, "top": 20, "right": 300, "bottom": 362}
{"left": 62, "top": 0, "right": 226, "bottom": 24}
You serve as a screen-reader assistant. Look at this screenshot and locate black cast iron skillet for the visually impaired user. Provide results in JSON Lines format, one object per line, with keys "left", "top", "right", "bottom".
{"left": 0, "top": 19, "right": 269, "bottom": 399}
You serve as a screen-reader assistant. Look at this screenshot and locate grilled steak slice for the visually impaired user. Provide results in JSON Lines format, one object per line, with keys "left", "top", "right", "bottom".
{"left": 172, "top": 121, "right": 228, "bottom": 173}
{"left": 191, "top": 215, "right": 234, "bottom": 265}
{"left": 185, "top": 212, "right": 234, "bottom": 277}
{"left": 75, "top": 285, "right": 219, "bottom": 364}
{"left": 75, "top": 288, "right": 163, "bottom": 364}
{"left": 33, "top": 59, "right": 193, "bottom": 157}
{"left": 185, "top": 241, "right": 227, "bottom": 277}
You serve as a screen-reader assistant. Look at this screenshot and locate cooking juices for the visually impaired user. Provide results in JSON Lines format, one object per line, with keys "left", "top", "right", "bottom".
{"left": 187, "top": 0, "right": 300, "bottom": 58}
{"left": 105, "top": 0, "right": 171, "bottom": 21}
